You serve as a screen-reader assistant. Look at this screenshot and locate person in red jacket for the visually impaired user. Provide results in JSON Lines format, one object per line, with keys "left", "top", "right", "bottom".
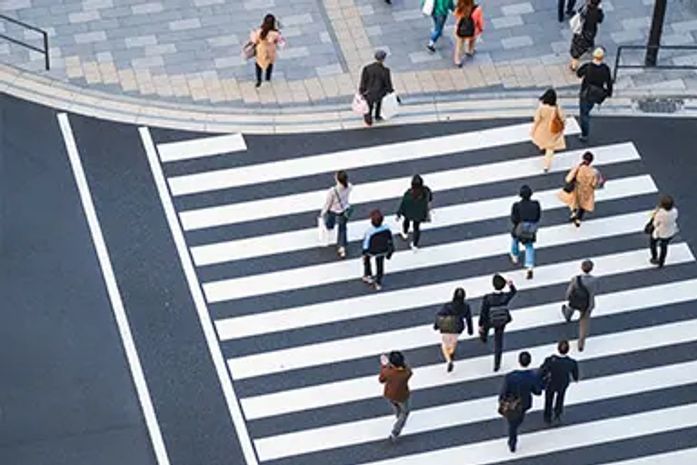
{"left": 378, "top": 351, "right": 413, "bottom": 442}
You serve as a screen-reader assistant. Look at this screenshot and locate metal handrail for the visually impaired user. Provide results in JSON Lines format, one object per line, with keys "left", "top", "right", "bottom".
{"left": 613, "top": 44, "right": 697, "bottom": 83}
{"left": 0, "top": 14, "right": 50, "bottom": 70}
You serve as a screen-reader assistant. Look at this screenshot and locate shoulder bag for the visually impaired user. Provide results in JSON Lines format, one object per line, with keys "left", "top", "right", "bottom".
{"left": 334, "top": 187, "right": 354, "bottom": 219}
{"left": 549, "top": 107, "right": 565, "bottom": 134}
{"left": 568, "top": 275, "right": 590, "bottom": 312}
{"left": 644, "top": 209, "right": 657, "bottom": 235}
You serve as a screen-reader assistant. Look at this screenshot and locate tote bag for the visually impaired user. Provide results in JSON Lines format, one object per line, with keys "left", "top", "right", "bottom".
{"left": 422, "top": 0, "right": 435, "bottom": 16}
{"left": 317, "top": 217, "right": 331, "bottom": 246}
{"left": 381, "top": 92, "right": 399, "bottom": 120}
{"left": 569, "top": 9, "right": 584, "bottom": 35}
{"left": 352, "top": 92, "right": 369, "bottom": 115}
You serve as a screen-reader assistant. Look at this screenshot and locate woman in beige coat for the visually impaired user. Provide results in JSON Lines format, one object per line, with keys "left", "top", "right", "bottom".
{"left": 558, "top": 151, "right": 598, "bottom": 227}
{"left": 250, "top": 14, "right": 283, "bottom": 88}
{"left": 531, "top": 89, "right": 566, "bottom": 172}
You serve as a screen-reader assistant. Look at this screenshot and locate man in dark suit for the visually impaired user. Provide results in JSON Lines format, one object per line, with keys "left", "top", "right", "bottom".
{"left": 359, "top": 49, "right": 394, "bottom": 126}
{"left": 479, "top": 274, "right": 517, "bottom": 372}
{"left": 499, "top": 351, "right": 542, "bottom": 452}
{"left": 540, "top": 340, "right": 579, "bottom": 424}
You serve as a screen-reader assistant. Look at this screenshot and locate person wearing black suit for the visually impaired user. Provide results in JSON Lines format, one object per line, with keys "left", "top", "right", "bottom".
{"left": 540, "top": 340, "right": 579, "bottom": 425}
{"left": 499, "top": 351, "right": 543, "bottom": 452}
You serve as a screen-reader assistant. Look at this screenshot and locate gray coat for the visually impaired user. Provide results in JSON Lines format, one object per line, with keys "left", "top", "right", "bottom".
{"left": 565, "top": 273, "right": 598, "bottom": 313}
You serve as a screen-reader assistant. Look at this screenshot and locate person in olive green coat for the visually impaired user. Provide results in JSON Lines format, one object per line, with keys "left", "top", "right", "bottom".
{"left": 421, "top": 0, "right": 454, "bottom": 52}
{"left": 396, "top": 174, "right": 433, "bottom": 251}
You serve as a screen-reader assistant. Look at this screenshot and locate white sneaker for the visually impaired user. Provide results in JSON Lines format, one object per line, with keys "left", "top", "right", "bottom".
{"left": 410, "top": 242, "right": 418, "bottom": 252}
{"left": 337, "top": 247, "right": 346, "bottom": 258}
{"left": 400, "top": 231, "right": 409, "bottom": 241}
{"left": 362, "top": 275, "right": 375, "bottom": 284}
{"left": 374, "top": 283, "right": 382, "bottom": 291}
{"left": 509, "top": 253, "right": 519, "bottom": 264}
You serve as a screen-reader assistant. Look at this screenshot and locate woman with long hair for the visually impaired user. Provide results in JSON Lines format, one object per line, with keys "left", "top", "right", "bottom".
{"left": 397, "top": 174, "right": 433, "bottom": 251}
{"left": 569, "top": 0, "right": 603, "bottom": 71}
{"left": 558, "top": 151, "right": 598, "bottom": 227}
{"left": 453, "top": 0, "right": 484, "bottom": 66}
{"left": 250, "top": 14, "right": 284, "bottom": 87}
{"left": 434, "top": 288, "right": 473, "bottom": 372}
{"left": 530, "top": 88, "right": 566, "bottom": 172}
{"left": 320, "top": 170, "right": 353, "bottom": 258}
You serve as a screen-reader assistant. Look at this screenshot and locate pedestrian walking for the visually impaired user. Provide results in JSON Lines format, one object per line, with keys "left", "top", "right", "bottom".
{"left": 362, "top": 209, "right": 395, "bottom": 291}
{"left": 250, "top": 14, "right": 284, "bottom": 88}
{"left": 510, "top": 185, "right": 541, "bottom": 280}
{"left": 558, "top": 0, "right": 576, "bottom": 22}
{"left": 478, "top": 274, "right": 517, "bottom": 372}
{"left": 498, "top": 351, "right": 543, "bottom": 452}
{"left": 359, "top": 50, "right": 394, "bottom": 127}
{"left": 452, "top": 0, "right": 484, "bottom": 67}
{"left": 378, "top": 351, "right": 413, "bottom": 442}
{"left": 530, "top": 89, "right": 566, "bottom": 172}
{"left": 421, "top": 0, "right": 454, "bottom": 52}
{"left": 396, "top": 174, "right": 432, "bottom": 251}
{"left": 569, "top": 0, "right": 604, "bottom": 71}
{"left": 320, "top": 170, "right": 353, "bottom": 259}
{"left": 539, "top": 340, "right": 579, "bottom": 425}
{"left": 561, "top": 259, "right": 598, "bottom": 351}
{"left": 576, "top": 47, "right": 613, "bottom": 141}
{"left": 647, "top": 194, "right": 679, "bottom": 268}
{"left": 558, "top": 151, "right": 598, "bottom": 227}
{"left": 434, "top": 288, "right": 473, "bottom": 372}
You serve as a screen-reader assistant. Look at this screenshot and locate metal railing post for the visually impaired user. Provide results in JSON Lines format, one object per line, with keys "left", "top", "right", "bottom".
{"left": 43, "top": 30, "right": 49, "bottom": 70}
{"left": 613, "top": 46, "right": 622, "bottom": 83}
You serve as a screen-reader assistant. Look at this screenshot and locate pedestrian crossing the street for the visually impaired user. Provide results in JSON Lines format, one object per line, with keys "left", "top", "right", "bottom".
{"left": 141, "top": 120, "right": 697, "bottom": 465}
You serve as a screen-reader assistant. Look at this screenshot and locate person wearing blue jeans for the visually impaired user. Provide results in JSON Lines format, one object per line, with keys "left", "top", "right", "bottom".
{"left": 578, "top": 99, "right": 595, "bottom": 140}
{"left": 576, "top": 47, "right": 613, "bottom": 141}
{"left": 510, "top": 185, "right": 541, "bottom": 280}
{"left": 320, "top": 170, "right": 353, "bottom": 259}
{"left": 423, "top": 0, "right": 453, "bottom": 52}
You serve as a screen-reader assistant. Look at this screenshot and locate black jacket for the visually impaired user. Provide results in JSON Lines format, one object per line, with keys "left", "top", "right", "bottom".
{"left": 500, "top": 369, "right": 543, "bottom": 412}
{"left": 511, "top": 199, "right": 541, "bottom": 227}
{"left": 540, "top": 355, "right": 579, "bottom": 391}
{"left": 359, "top": 62, "right": 394, "bottom": 103}
{"left": 478, "top": 284, "right": 517, "bottom": 329}
{"left": 577, "top": 62, "right": 613, "bottom": 99}
{"left": 434, "top": 301, "right": 473, "bottom": 335}
{"left": 363, "top": 228, "right": 394, "bottom": 257}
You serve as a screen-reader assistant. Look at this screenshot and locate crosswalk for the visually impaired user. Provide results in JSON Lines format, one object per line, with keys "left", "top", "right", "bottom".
{"left": 143, "top": 120, "right": 697, "bottom": 465}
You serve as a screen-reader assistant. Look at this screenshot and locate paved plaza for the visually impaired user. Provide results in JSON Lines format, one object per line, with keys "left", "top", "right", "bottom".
{"left": 2, "top": 0, "right": 697, "bottom": 106}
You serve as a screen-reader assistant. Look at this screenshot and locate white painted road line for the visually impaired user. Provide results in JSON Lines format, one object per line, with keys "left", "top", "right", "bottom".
{"left": 157, "top": 133, "right": 247, "bottom": 162}
{"left": 204, "top": 211, "right": 651, "bottom": 303}
{"left": 355, "top": 403, "right": 697, "bottom": 465}
{"left": 59, "top": 114, "right": 171, "bottom": 465}
{"left": 228, "top": 278, "right": 697, "bottom": 379}
{"left": 191, "top": 174, "right": 657, "bottom": 266}
{"left": 254, "top": 360, "right": 697, "bottom": 460}
{"left": 240, "top": 316, "right": 697, "bottom": 419}
{"left": 167, "top": 119, "right": 580, "bottom": 195}
{"left": 178, "top": 142, "right": 638, "bottom": 230}
{"left": 215, "top": 244, "right": 695, "bottom": 340}
{"left": 600, "top": 448, "right": 697, "bottom": 465}
{"left": 139, "top": 128, "right": 258, "bottom": 465}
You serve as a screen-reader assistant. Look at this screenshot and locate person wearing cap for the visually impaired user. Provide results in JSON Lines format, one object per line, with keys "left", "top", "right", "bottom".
{"left": 378, "top": 351, "right": 413, "bottom": 442}
{"left": 510, "top": 185, "right": 541, "bottom": 280}
{"left": 561, "top": 259, "right": 598, "bottom": 351}
{"left": 478, "top": 274, "right": 517, "bottom": 372}
{"left": 359, "top": 49, "right": 394, "bottom": 126}
{"left": 576, "top": 46, "right": 613, "bottom": 142}
{"left": 569, "top": 0, "right": 604, "bottom": 72}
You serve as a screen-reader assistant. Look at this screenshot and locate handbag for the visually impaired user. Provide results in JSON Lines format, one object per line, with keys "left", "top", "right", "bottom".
{"left": 334, "top": 187, "right": 354, "bottom": 219}
{"left": 422, "top": 0, "right": 435, "bottom": 16}
{"left": 644, "top": 210, "right": 656, "bottom": 235}
{"left": 498, "top": 394, "right": 523, "bottom": 419}
{"left": 241, "top": 41, "right": 256, "bottom": 60}
{"left": 581, "top": 84, "right": 608, "bottom": 105}
{"left": 514, "top": 221, "right": 539, "bottom": 243}
{"left": 317, "top": 216, "right": 330, "bottom": 246}
{"left": 352, "top": 92, "right": 369, "bottom": 115}
{"left": 549, "top": 108, "right": 565, "bottom": 134}
{"left": 595, "top": 168, "right": 606, "bottom": 189}
{"left": 381, "top": 92, "right": 399, "bottom": 120}
{"left": 569, "top": 7, "right": 584, "bottom": 34}
{"left": 562, "top": 166, "right": 579, "bottom": 193}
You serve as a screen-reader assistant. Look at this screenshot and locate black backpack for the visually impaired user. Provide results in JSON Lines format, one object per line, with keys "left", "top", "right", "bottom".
{"left": 568, "top": 276, "right": 590, "bottom": 312}
{"left": 456, "top": 7, "right": 477, "bottom": 38}
{"left": 489, "top": 304, "right": 510, "bottom": 329}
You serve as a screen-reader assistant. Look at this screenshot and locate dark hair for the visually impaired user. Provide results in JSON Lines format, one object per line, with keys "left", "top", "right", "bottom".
{"left": 581, "top": 259, "right": 594, "bottom": 273}
{"left": 370, "top": 209, "right": 384, "bottom": 227}
{"left": 410, "top": 174, "right": 425, "bottom": 199}
{"left": 589, "top": 0, "right": 601, "bottom": 7}
{"left": 455, "top": 0, "right": 474, "bottom": 17}
{"left": 659, "top": 194, "right": 674, "bottom": 211}
{"left": 452, "top": 287, "right": 466, "bottom": 304}
{"left": 260, "top": 14, "right": 277, "bottom": 40}
{"left": 558, "top": 340, "right": 570, "bottom": 355}
{"left": 519, "top": 184, "right": 532, "bottom": 200}
{"left": 519, "top": 351, "right": 532, "bottom": 367}
{"left": 336, "top": 170, "right": 348, "bottom": 188}
{"left": 582, "top": 151, "right": 594, "bottom": 165}
{"left": 389, "top": 351, "right": 405, "bottom": 367}
{"left": 539, "top": 89, "right": 557, "bottom": 106}
{"left": 493, "top": 274, "right": 506, "bottom": 291}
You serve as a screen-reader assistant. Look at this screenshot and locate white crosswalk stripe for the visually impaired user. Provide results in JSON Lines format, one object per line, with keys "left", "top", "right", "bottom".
{"left": 152, "top": 120, "right": 697, "bottom": 465}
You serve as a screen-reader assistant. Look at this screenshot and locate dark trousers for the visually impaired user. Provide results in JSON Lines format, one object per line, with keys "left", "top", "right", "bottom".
{"left": 558, "top": 0, "right": 576, "bottom": 21}
{"left": 572, "top": 207, "right": 586, "bottom": 220}
{"left": 544, "top": 387, "right": 568, "bottom": 422}
{"left": 363, "top": 255, "right": 385, "bottom": 284}
{"left": 255, "top": 63, "right": 273, "bottom": 83}
{"left": 402, "top": 219, "right": 422, "bottom": 246}
{"left": 650, "top": 236, "right": 672, "bottom": 266}
{"left": 579, "top": 99, "right": 595, "bottom": 138}
{"left": 507, "top": 411, "right": 525, "bottom": 449}
{"left": 493, "top": 327, "right": 505, "bottom": 371}
{"left": 364, "top": 98, "right": 382, "bottom": 125}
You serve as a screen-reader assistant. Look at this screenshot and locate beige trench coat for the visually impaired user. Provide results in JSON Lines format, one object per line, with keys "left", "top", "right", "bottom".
{"left": 250, "top": 29, "right": 281, "bottom": 70}
{"left": 531, "top": 104, "right": 566, "bottom": 151}
{"left": 558, "top": 164, "right": 598, "bottom": 212}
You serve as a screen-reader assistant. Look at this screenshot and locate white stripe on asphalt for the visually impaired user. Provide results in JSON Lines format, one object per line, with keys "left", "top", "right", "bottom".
{"left": 204, "top": 210, "right": 653, "bottom": 303}
{"left": 599, "top": 448, "right": 697, "bottom": 465}
{"left": 191, "top": 174, "right": 657, "bottom": 266}
{"left": 215, "top": 244, "right": 695, "bottom": 340}
{"left": 157, "top": 133, "right": 247, "bottom": 162}
{"left": 355, "top": 403, "right": 697, "bottom": 465}
{"left": 240, "top": 314, "right": 697, "bottom": 419}
{"left": 167, "top": 119, "right": 580, "bottom": 195}
{"left": 178, "top": 142, "right": 638, "bottom": 230}
{"left": 254, "top": 360, "right": 697, "bottom": 460}
{"left": 228, "top": 278, "right": 697, "bottom": 380}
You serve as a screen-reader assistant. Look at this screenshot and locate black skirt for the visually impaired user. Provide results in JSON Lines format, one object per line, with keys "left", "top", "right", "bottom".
{"left": 570, "top": 33, "right": 594, "bottom": 59}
